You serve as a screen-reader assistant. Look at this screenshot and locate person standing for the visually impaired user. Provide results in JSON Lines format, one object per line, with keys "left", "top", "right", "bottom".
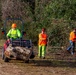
{"left": 67, "top": 29, "right": 76, "bottom": 55}
{"left": 38, "top": 28, "right": 48, "bottom": 59}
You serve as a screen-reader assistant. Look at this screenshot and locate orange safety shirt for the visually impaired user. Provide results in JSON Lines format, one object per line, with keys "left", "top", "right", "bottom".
{"left": 38, "top": 33, "right": 47, "bottom": 45}
{"left": 69, "top": 31, "right": 76, "bottom": 42}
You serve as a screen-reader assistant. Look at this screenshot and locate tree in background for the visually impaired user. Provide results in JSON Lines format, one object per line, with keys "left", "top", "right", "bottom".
{"left": 2, "top": 0, "right": 23, "bottom": 19}
{"left": 44, "top": 0, "right": 76, "bottom": 20}
{"left": 1, "top": 0, "right": 76, "bottom": 46}
{"left": 1, "top": 0, "right": 33, "bottom": 21}
{"left": 35, "top": 0, "right": 76, "bottom": 46}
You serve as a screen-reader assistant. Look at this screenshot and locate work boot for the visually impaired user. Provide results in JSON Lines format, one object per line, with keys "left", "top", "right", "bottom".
{"left": 42, "top": 57, "right": 45, "bottom": 59}
{"left": 71, "top": 51, "right": 74, "bottom": 55}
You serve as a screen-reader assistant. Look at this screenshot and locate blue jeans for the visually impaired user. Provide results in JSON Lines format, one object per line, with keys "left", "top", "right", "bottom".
{"left": 67, "top": 40, "right": 75, "bottom": 53}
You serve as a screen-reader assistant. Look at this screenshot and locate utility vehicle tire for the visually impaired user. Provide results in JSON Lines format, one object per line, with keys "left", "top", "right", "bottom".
{"left": 4, "top": 56, "right": 9, "bottom": 62}
{"left": 25, "top": 60, "right": 29, "bottom": 63}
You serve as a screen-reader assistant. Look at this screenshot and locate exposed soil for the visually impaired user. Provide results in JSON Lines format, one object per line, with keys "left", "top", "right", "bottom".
{"left": 0, "top": 46, "right": 76, "bottom": 75}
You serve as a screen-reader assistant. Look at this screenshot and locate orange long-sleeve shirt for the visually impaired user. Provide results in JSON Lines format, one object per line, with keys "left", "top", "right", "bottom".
{"left": 69, "top": 31, "right": 76, "bottom": 42}
{"left": 38, "top": 33, "right": 47, "bottom": 45}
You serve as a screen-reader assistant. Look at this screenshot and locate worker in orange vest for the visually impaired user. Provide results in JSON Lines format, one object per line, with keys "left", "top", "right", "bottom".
{"left": 67, "top": 29, "right": 76, "bottom": 55}
{"left": 38, "top": 28, "right": 48, "bottom": 59}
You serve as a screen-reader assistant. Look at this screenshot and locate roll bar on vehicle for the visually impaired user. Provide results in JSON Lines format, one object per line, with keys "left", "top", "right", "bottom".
{"left": 1, "top": 18, "right": 26, "bottom": 39}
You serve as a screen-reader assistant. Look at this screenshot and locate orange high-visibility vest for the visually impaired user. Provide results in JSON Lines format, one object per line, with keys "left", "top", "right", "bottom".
{"left": 38, "top": 33, "right": 47, "bottom": 45}
{"left": 69, "top": 31, "right": 76, "bottom": 42}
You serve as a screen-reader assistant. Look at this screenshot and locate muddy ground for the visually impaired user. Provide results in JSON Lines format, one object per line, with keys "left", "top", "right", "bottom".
{"left": 0, "top": 46, "right": 76, "bottom": 75}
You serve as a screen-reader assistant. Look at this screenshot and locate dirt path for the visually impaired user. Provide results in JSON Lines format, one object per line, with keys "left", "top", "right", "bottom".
{"left": 0, "top": 58, "right": 76, "bottom": 75}
{"left": 0, "top": 46, "right": 76, "bottom": 75}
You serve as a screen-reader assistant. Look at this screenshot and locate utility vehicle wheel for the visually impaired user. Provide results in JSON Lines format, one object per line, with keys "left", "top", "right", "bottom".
{"left": 4, "top": 57, "right": 9, "bottom": 62}
{"left": 25, "top": 59, "right": 29, "bottom": 63}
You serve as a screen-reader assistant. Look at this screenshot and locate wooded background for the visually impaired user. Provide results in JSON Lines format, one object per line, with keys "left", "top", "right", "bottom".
{"left": 0, "top": 0, "right": 76, "bottom": 47}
